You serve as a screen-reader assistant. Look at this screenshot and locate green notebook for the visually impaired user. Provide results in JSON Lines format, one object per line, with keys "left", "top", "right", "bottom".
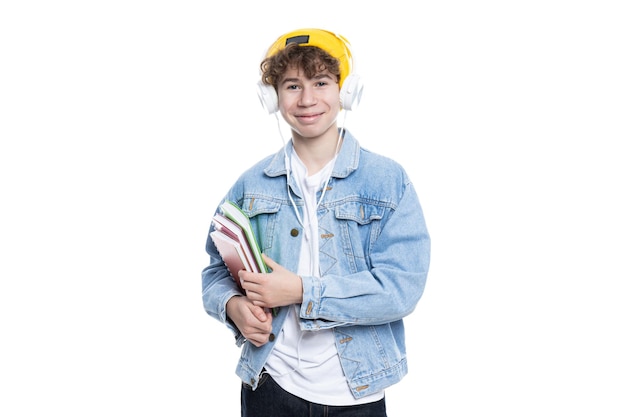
{"left": 218, "top": 200, "right": 268, "bottom": 274}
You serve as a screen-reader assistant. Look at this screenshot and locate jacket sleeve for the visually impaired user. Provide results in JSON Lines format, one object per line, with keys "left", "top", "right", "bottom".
{"left": 298, "top": 181, "right": 430, "bottom": 329}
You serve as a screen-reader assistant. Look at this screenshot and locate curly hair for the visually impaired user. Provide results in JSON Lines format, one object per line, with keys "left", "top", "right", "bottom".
{"left": 260, "top": 43, "right": 341, "bottom": 90}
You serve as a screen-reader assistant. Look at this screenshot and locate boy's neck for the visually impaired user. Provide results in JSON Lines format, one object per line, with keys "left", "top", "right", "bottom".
{"left": 291, "top": 126, "right": 342, "bottom": 175}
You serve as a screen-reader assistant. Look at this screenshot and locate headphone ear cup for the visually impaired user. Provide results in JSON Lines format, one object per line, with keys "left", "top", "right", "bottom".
{"left": 256, "top": 80, "right": 279, "bottom": 114}
{"left": 339, "top": 74, "right": 364, "bottom": 111}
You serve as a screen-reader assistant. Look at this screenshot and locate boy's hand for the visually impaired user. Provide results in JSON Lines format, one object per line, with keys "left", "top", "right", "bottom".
{"left": 226, "top": 296, "right": 273, "bottom": 347}
{"left": 239, "top": 254, "right": 303, "bottom": 309}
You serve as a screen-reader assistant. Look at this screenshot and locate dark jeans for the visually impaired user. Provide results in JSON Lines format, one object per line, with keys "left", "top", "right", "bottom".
{"left": 241, "top": 372, "right": 387, "bottom": 417}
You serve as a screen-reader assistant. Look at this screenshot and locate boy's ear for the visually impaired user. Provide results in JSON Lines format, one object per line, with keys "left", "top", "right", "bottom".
{"left": 257, "top": 81, "right": 279, "bottom": 114}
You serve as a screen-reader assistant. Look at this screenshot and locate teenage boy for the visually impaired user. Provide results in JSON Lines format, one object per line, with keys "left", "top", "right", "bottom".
{"left": 202, "top": 28, "right": 430, "bottom": 417}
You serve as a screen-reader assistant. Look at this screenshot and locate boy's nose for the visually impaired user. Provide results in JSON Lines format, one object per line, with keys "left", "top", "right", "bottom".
{"left": 298, "top": 87, "right": 316, "bottom": 106}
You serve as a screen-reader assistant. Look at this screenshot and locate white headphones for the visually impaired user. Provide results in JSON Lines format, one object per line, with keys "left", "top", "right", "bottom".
{"left": 257, "top": 29, "right": 364, "bottom": 114}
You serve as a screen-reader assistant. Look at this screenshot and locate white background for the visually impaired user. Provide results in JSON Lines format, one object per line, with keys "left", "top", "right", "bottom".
{"left": 1, "top": 1, "right": 625, "bottom": 416}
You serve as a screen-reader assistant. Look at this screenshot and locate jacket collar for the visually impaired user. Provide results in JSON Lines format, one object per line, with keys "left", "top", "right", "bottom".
{"left": 264, "top": 129, "right": 360, "bottom": 179}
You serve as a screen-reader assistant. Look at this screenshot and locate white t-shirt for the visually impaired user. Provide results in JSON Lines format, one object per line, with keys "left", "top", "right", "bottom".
{"left": 264, "top": 151, "right": 384, "bottom": 406}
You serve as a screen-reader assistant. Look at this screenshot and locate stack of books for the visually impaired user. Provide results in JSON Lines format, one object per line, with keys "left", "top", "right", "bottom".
{"left": 210, "top": 200, "right": 268, "bottom": 290}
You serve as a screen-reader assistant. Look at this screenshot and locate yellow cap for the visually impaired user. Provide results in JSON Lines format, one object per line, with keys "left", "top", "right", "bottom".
{"left": 265, "top": 28, "right": 354, "bottom": 88}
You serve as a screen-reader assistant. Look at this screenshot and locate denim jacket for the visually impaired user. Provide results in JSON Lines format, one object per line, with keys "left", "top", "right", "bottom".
{"left": 202, "top": 130, "right": 430, "bottom": 399}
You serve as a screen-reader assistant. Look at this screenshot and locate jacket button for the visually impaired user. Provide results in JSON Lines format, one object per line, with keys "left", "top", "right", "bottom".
{"left": 269, "top": 333, "right": 275, "bottom": 342}
{"left": 290, "top": 228, "right": 299, "bottom": 237}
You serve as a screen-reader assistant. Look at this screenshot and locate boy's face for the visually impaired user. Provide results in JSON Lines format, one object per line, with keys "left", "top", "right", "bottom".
{"left": 277, "top": 65, "right": 341, "bottom": 141}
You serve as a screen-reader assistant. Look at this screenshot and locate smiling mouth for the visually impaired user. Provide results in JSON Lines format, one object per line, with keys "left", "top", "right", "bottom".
{"left": 296, "top": 113, "right": 323, "bottom": 120}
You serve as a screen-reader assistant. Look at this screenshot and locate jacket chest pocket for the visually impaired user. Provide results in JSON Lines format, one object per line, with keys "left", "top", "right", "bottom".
{"left": 334, "top": 201, "right": 386, "bottom": 225}
{"left": 332, "top": 201, "right": 387, "bottom": 270}
{"left": 240, "top": 197, "right": 281, "bottom": 252}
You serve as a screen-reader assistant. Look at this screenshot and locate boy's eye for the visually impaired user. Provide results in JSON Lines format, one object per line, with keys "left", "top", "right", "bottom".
{"left": 286, "top": 84, "right": 300, "bottom": 90}
{"left": 316, "top": 81, "right": 328, "bottom": 87}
